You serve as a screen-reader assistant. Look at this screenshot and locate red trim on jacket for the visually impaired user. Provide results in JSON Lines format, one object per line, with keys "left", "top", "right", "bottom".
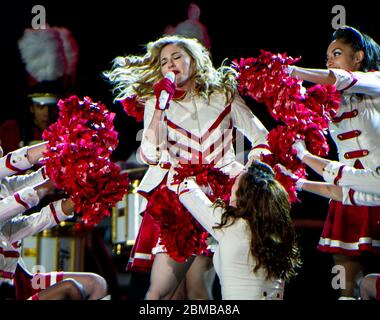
{"left": 344, "top": 150, "right": 369, "bottom": 159}
{"left": 337, "top": 130, "right": 361, "bottom": 141}
{"left": 332, "top": 109, "right": 358, "bottom": 123}
{"left": 5, "top": 153, "right": 22, "bottom": 173}
{"left": 348, "top": 188, "right": 357, "bottom": 206}
{"left": 339, "top": 77, "right": 358, "bottom": 92}
{"left": 165, "top": 105, "right": 232, "bottom": 144}
{"left": 49, "top": 203, "right": 60, "bottom": 225}
{"left": 0, "top": 248, "right": 20, "bottom": 258}
{"left": 0, "top": 270, "right": 14, "bottom": 279}
{"left": 251, "top": 144, "right": 271, "bottom": 151}
{"left": 14, "top": 193, "right": 30, "bottom": 209}
{"left": 333, "top": 165, "right": 346, "bottom": 186}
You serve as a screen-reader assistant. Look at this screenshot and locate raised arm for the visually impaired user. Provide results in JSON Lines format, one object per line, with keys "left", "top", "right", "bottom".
{"left": 343, "top": 187, "right": 380, "bottom": 206}
{"left": 290, "top": 66, "right": 380, "bottom": 95}
{"left": 0, "top": 142, "right": 48, "bottom": 179}
{"left": 3, "top": 198, "right": 74, "bottom": 244}
{"left": 2, "top": 167, "right": 47, "bottom": 195}
{"left": 0, "top": 179, "right": 55, "bottom": 224}
{"left": 178, "top": 178, "right": 225, "bottom": 241}
{"left": 293, "top": 140, "right": 380, "bottom": 194}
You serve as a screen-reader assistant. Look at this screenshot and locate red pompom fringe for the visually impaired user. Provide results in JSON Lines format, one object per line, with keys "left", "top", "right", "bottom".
{"left": 146, "top": 164, "right": 234, "bottom": 262}
{"left": 42, "top": 95, "right": 130, "bottom": 226}
{"left": 120, "top": 95, "right": 145, "bottom": 122}
{"left": 233, "top": 51, "right": 341, "bottom": 203}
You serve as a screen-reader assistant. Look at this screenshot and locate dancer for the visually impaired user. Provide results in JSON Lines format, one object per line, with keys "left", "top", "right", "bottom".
{"left": 0, "top": 145, "right": 108, "bottom": 300}
{"left": 105, "top": 34, "right": 270, "bottom": 299}
{"left": 287, "top": 25, "right": 380, "bottom": 299}
{"left": 178, "top": 160, "right": 300, "bottom": 299}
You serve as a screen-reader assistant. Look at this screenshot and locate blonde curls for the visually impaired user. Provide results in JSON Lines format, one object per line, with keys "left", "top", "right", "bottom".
{"left": 104, "top": 35, "right": 238, "bottom": 104}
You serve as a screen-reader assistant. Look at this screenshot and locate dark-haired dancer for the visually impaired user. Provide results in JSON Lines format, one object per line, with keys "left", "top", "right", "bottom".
{"left": 178, "top": 160, "right": 301, "bottom": 299}
{"left": 288, "top": 26, "right": 380, "bottom": 299}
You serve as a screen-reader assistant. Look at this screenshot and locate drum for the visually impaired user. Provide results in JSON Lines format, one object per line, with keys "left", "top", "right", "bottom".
{"left": 112, "top": 168, "right": 146, "bottom": 255}
{"left": 21, "top": 221, "right": 85, "bottom": 273}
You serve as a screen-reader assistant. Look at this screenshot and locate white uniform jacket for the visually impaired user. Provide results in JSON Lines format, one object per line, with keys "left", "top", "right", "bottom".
{"left": 329, "top": 69, "right": 380, "bottom": 170}
{"left": 137, "top": 91, "right": 269, "bottom": 209}
{"left": 325, "top": 69, "right": 380, "bottom": 206}
{"left": 0, "top": 199, "right": 73, "bottom": 285}
{"left": 0, "top": 147, "right": 73, "bottom": 284}
{"left": 323, "top": 160, "right": 380, "bottom": 206}
{"left": 178, "top": 179, "right": 284, "bottom": 300}
{"left": 0, "top": 148, "right": 46, "bottom": 226}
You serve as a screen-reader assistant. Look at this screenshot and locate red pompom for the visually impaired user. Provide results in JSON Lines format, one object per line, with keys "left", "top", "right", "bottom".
{"left": 233, "top": 50, "right": 341, "bottom": 202}
{"left": 146, "top": 164, "right": 235, "bottom": 262}
{"left": 120, "top": 95, "right": 145, "bottom": 122}
{"left": 42, "top": 95, "right": 129, "bottom": 226}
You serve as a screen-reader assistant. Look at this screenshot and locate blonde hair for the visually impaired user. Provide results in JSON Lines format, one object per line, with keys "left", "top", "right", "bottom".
{"left": 104, "top": 35, "right": 238, "bottom": 104}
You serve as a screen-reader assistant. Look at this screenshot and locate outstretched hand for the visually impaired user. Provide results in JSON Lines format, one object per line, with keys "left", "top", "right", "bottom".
{"left": 292, "top": 139, "right": 310, "bottom": 161}
{"left": 275, "top": 164, "right": 305, "bottom": 191}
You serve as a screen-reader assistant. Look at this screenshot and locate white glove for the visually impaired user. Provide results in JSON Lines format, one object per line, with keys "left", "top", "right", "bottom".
{"left": 275, "top": 164, "right": 305, "bottom": 191}
{"left": 286, "top": 65, "right": 296, "bottom": 77}
{"left": 292, "top": 139, "right": 310, "bottom": 161}
{"left": 17, "top": 186, "right": 40, "bottom": 208}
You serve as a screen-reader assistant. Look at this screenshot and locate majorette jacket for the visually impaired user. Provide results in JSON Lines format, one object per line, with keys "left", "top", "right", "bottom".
{"left": 326, "top": 69, "right": 380, "bottom": 205}
{"left": 322, "top": 160, "right": 380, "bottom": 206}
{"left": 136, "top": 91, "right": 270, "bottom": 209}
{"left": 0, "top": 147, "right": 73, "bottom": 284}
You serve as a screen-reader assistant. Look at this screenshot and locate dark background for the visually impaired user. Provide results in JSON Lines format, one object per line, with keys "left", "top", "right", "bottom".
{"left": 2, "top": 0, "right": 380, "bottom": 301}
{"left": 2, "top": 0, "right": 379, "bottom": 160}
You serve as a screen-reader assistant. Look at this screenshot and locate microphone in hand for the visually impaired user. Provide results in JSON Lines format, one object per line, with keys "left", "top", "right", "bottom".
{"left": 154, "top": 71, "right": 176, "bottom": 110}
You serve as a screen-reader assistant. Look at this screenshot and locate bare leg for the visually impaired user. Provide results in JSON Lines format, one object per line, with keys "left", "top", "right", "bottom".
{"left": 333, "top": 254, "right": 363, "bottom": 298}
{"left": 145, "top": 253, "right": 195, "bottom": 300}
{"left": 360, "top": 274, "right": 379, "bottom": 300}
{"left": 171, "top": 279, "right": 187, "bottom": 300}
{"left": 62, "top": 272, "right": 108, "bottom": 300}
{"left": 32, "top": 279, "right": 87, "bottom": 300}
{"left": 185, "top": 255, "right": 215, "bottom": 300}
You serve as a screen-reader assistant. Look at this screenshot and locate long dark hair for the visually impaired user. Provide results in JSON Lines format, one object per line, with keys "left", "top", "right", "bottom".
{"left": 215, "top": 160, "right": 301, "bottom": 281}
{"left": 332, "top": 26, "right": 380, "bottom": 71}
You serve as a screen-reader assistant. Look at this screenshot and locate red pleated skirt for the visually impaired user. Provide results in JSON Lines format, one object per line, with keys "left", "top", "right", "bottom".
{"left": 318, "top": 200, "right": 380, "bottom": 255}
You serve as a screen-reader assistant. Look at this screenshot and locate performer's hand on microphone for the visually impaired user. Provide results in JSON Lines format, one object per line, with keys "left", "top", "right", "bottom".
{"left": 154, "top": 72, "right": 176, "bottom": 110}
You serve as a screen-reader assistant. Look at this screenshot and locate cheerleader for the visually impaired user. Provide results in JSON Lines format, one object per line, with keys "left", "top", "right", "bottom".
{"left": 0, "top": 144, "right": 108, "bottom": 300}
{"left": 288, "top": 25, "right": 380, "bottom": 299}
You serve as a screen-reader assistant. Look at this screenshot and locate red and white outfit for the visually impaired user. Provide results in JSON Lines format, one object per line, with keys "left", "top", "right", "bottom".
{"left": 323, "top": 160, "right": 380, "bottom": 206}
{"left": 178, "top": 178, "right": 284, "bottom": 299}
{"left": 318, "top": 69, "right": 380, "bottom": 254}
{"left": 127, "top": 91, "right": 269, "bottom": 269}
{"left": 0, "top": 148, "right": 73, "bottom": 299}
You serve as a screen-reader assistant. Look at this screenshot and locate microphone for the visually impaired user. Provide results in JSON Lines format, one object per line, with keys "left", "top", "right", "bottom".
{"left": 158, "top": 71, "right": 176, "bottom": 110}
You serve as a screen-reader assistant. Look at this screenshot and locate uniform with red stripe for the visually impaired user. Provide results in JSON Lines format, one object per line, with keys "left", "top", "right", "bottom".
{"left": 322, "top": 160, "right": 380, "bottom": 206}
{"left": 130, "top": 91, "right": 270, "bottom": 268}
{"left": 319, "top": 68, "right": 380, "bottom": 254}
{"left": 0, "top": 148, "right": 73, "bottom": 297}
